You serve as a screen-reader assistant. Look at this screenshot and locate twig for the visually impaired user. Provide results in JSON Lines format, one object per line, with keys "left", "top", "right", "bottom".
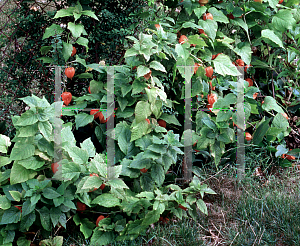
{"left": 229, "top": 232, "right": 239, "bottom": 246}
{"left": 197, "top": 222, "right": 210, "bottom": 232}
{"left": 32, "top": 229, "right": 40, "bottom": 243}
{"left": 200, "top": 163, "right": 230, "bottom": 185}
{"left": 54, "top": 215, "right": 74, "bottom": 236}
{"left": 257, "top": 228, "right": 265, "bottom": 245}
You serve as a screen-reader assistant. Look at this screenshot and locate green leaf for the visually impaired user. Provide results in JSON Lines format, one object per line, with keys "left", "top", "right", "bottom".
{"left": 75, "top": 55, "right": 87, "bottom": 67}
{"left": 92, "top": 193, "right": 120, "bottom": 207}
{"left": 159, "top": 114, "right": 181, "bottom": 126}
{"left": 82, "top": 176, "right": 103, "bottom": 190}
{"left": 53, "top": 8, "right": 75, "bottom": 19}
{"left": 88, "top": 153, "right": 107, "bottom": 178}
{"left": 261, "top": 29, "right": 284, "bottom": 48}
{"left": 17, "top": 237, "right": 31, "bottom": 246}
{"left": 208, "top": 7, "right": 229, "bottom": 23}
{"left": 124, "top": 48, "right": 139, "bottom": 58}
{"left": 262, "top": 96, "right": 285, "bottom": 113}
{"left": 80, "top": 138, "right": 95, "bottom": 158}
{"left": 42, "top": 188, "right": 62, "bottom": 199}
{"left": 0, "top": 207, "right": 20, "bottom": 225}
{"left": 272, "top": 113, "right": 290, "bottom": 129}
{"left": 90, "top": 231, "right": 115, "bottom": 246}
{"left": 36, "top": 57, "right": 54, "bottom": 64}
{"left": 107, "top": 179, "right": 129, "bottom": 189}
{"left": 9, "top": 191, "right": 21, "bottom": 202}
{"left": 272, "top": 9, "right": 296, "bottom": 32}
{"left": 233, "top": 42, "right": 252, "bottom": 65}
{"left": 0, "top": 134, "right": 11, "bottom": 154}
{"left": 66, "top": 146, "right": 89, "bottom": 165}
{"left": 81, "top": 10, "right": 99, "bottom": 21}
{"left": 175, "top": 44, "right": 190, "bottom": 61}
{"left": 141, "top": 210, "right": 160, "bottom": 226}
{"left": 10, "top": 163, "right": 37, "bottom": 184}
{"left": 230, "top": 18, "right": 248, "bottom": 32}
{"left": 38, "top": 121, "right": 53, "bottom": 142}
{"left": 10, "top": 144, "right": 35, "bottom": 160}
{"left": 37, "top": 207, "right": 51, "bottom": 231}
{"left": 252, "top": 118, "right": 272, "bottom": 145}
{"left": 67, "top": 23, "right": 85, "bottom": 38}
{"left": 76, "top": 37, "right": 89, "bottom": 49}
{"left": 213, "top": 54, "right": 241, "bottom": 76}
{"left": 210, "top": 141, "right": 224, "bottom": 167}
{"left": 117, "top": 124, "right": 135, "bottom": 155}
{"left": 40, "top": 46, "right": 52, "bottom": 55}
{"left": 62, "top": 41, "right": 73, "bottom": 62}
{"left": 135, "top": 101, "right": 151, "bottom": 123}
{"left": 202, "top": 118, "right": 217, "bottom": 131}
{"left": 194, "top": 6, "right": 207, "bottom": 19}
{"left": 198, "top": 19, "right": 218, "bottom": 41}
{"left": 149, "top": 61, "right": 166, "bottom": 73}
{"left": 136, "top": 65, "right": 151, "bottom": 78}
{"left": 73, "top": 12, "right": 82, "bottom": 21}
{"left": 78, "top": 218, "right": 95, "bottom": 239}
{"left": 0, "top": 156, "right": 11, "bottom": 167}
{"left": 140, "top": 173, "right": 155, "bottom": 191}
{"left": 286, "top": 0, "right": 300, "bottom": 7}
{"left": 0, "top": 195, "right": 11, "bottom": 210}
{"left": 75, "top": 113, "right": 94, "bottom": 130}
{"left": 14, "top": 110, "right": 38, "bottom": 126}
{"left": 61, "top": 161, "right": 80, "bottom": 181}
{"left": 151, "top": 164, "right": 165, "bottom": 186}
{"left": 131, "top": 80, "right": 146, "bottom": 95}
{"left": 18, "top": 124, "right": 38, "bottom": 137}
{"left": 196, "top": 199, "right": 208, "bottom": 215}
{"left": 19, "top": 212, "right": 36, "bottom": 232}
{"left": 42, "top": 24, "right": 63, "bottom": 40}
{"left": 77, "top": 73, "right": 93, "bottom": 79}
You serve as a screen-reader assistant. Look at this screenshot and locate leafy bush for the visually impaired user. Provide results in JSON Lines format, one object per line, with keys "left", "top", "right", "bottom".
{"left": 0, "top": 94, "right": 216, "bottom": 245}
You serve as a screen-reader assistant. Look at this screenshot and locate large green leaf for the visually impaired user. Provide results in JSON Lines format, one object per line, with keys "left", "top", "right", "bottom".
{"left": 233, "top": 42, "right": 252, "bottom": 65}
{"left": 213, "top": 54, "right": 241, "bottom": 76}
{"left": 92, "top": 193, "right": 120, "bottom": 207}
{"left": 67, "top": 23, "right": 85, "bottom": 38}
{"left": 261, "top": 96, "right": 285, "bottom": 113}
{"left": 261, "top": 29, "right": 284, "bottom": 48}
{"left": 53, "top": 8, "right": 75, "bottom": 19}
{"left": 37, "top": 207, "right": 51, "bottom": 231}
{"left": 252, "top": 117, "right": 272, "bottom": 145}
{"left": 149, "top": 61, "right": 166, "bottom": 73}
{"left": 81, "top": 10, "right": 99, "bottom": 21}
{"left": 151, "top": 164, "right": 165, "bottom": 187}
{"left": 208, "top": 7, "right": 229, "bottom": 23}
{"left": 75, "top": 113, "right": 94, "bottom": 130}
{"left": 272, "top": 9, "right": 296, "bottom": 32}
{"left": 62, "top": 41, "right": 73, "bottom": 62}
{"left": 42, "top": 24, "right": 64, "bottom": 40}
{"left": 66, "top": 146, "right": 89, "bottom": 165}
{"left": 0, "top": 134, "right": 11, "bottom": 154}
{"left": 10, "top": 163, "right": 37, "bottom": 185}
{"left": 198, "top": 19, "right": 218, "bottom": 41}
{"left": 14, "top": 110, "right": 38, "bottom": 126}
{"left": 90, "top": 230, "right": 115, "bottom": 246}
{"left": 0, "top": 195, "right": 11, "bottom": 210}
{"left": 38, "top": 121, "right": 53, "bottom": 142}
{"left": 134, "top": 101, "right": 151, "bottom": 123}
{"left": 0, "top": 207, "right": 20, "bottom": 225}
